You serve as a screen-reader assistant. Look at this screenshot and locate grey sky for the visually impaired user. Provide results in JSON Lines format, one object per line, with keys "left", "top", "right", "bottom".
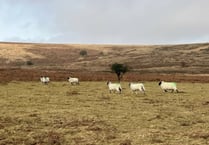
{"left": 0, "top": 0, "right": 209, "bottom": 44}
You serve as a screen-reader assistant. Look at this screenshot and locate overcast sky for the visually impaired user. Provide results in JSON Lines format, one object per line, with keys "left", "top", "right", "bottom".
{"left": 0, "top": 0, "right": 209, "bottom": 44}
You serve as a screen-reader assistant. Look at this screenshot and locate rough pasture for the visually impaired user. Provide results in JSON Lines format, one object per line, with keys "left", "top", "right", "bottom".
{"left": 1, "top": 81, "right": 209, "bottom": 144}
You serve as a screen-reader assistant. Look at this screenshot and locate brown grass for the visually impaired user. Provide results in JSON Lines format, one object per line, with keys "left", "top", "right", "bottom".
{"left": 1, "top": 81, "right": 209, "bottom": 144}
{"left": 1, "top": 42, "right": 209, "bottom": 74}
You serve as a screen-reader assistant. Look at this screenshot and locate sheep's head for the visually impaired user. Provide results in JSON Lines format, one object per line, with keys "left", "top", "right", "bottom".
{"left": 158, "top": 81, "right": 162, "bottom": 86}
{"left": 107, "top": 81, "right": 110, "bottom": 85}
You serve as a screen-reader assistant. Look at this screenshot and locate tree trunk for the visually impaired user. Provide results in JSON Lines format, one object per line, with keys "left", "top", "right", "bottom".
{"left": 117, "top": 72, "right": 122, "bottom": 82}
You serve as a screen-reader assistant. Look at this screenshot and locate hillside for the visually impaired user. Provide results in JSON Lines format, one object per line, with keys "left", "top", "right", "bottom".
{"left": 1, "top": 42, "right": 209, "bottom": 74}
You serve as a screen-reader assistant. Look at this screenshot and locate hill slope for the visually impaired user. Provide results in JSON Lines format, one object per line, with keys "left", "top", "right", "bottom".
{"left": 1, "top": 42, "right": 209, "bottom": 74}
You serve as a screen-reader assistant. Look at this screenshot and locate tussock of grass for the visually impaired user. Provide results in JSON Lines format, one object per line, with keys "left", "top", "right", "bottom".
{"left": 1, "top": 81, "right": 209, "bottom": 144}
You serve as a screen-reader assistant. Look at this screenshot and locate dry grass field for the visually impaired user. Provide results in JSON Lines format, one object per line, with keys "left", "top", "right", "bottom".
{"left": 1, "top": 81, "right": 209, "bottom": 145}
{"left": 1, "top": 42, "right": 209, "bottom": 144}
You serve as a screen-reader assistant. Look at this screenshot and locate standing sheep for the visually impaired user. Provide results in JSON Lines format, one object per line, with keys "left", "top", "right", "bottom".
{"left": 40, "top": 76, "right": 50, "bottom": 84}
{"left": 129, "top": 82, "right": 145, "bottom": 94}
{"left": 159, "top": 81, "right": 178, "bottom": 93}
{"left": 107, "top": 81, "right": 122, "bottom": 93}
{"left": 68, "top": 77, "right": 79, "bottom": 85}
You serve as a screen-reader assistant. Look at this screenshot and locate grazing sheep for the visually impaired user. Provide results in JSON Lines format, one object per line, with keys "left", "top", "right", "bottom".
{"left": 129, "top": 82, "right": 145, "bottom": 94}
{"left": 68, "top": 77, "right": 79, "bottom": 85}
{"left": 159, "top": 81, "right": 178, "bottom": 93}
{"left": 40, "top": 76, "right": 50, "bottom": 84}
{"left": 107, "top": 81, "right": 122, "bottom": 93}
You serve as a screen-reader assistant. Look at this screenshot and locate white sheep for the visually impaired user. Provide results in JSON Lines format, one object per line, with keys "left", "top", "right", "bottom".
{"left": 107, "top": 81, "right": 122, "bottom": 93}
{"left": 68, "top": 77, "right": 79, "bottom": 85}
{"left": 129, "top": 82, "right": 145, "bottom": 94}
{"left": 40, "top": 76, "right": 50, "bottom": 84}
{"left": 159, "top": 81, "right": 178, "bottom": 93}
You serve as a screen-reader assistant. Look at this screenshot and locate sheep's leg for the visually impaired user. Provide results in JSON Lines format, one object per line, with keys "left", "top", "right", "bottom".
{"left": 141, "top": 87, "right": 145, "bottom": 94}
{"left": 118, "top": 90, "right": 120, "bottom": 94}
{"left": 119, "top": 88, "right": 122, "bottom": 94}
